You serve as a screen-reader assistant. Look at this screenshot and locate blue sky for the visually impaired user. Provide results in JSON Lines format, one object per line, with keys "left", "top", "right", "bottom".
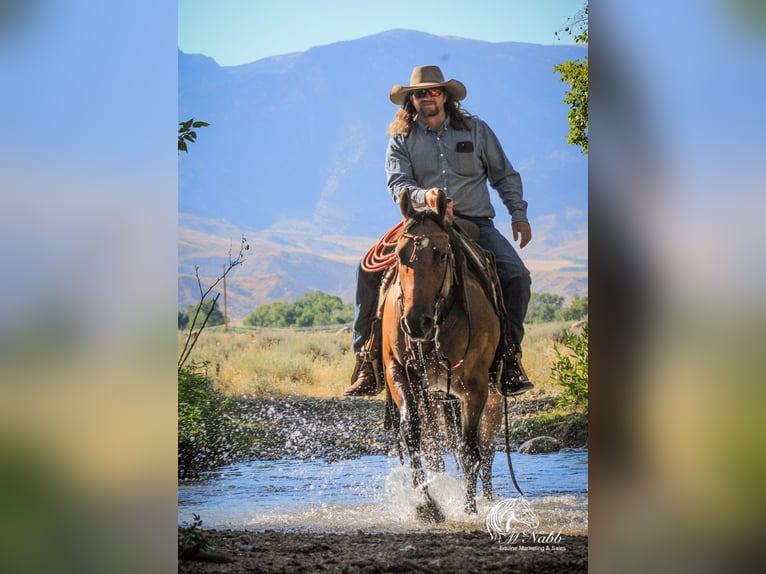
{"left": 179, "top": 0, "right": 586, "bottom": 66}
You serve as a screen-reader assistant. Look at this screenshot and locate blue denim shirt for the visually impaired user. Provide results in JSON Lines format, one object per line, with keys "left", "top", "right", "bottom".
{"left": 385, "top": 116, "right": 528, "bottom": 223}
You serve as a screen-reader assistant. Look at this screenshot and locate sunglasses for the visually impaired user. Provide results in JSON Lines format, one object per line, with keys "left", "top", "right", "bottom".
{"left": 412, "top": 87, "right": 444, "bottom": 99}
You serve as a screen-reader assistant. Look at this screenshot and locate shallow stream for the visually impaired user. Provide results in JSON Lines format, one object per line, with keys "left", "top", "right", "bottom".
{"left": 178, "top": 449, "right": 588, "bottom": 534}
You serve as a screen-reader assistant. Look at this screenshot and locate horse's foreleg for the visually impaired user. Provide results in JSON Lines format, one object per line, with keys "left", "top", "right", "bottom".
{"left": 421, "top": 391, "right": 445, "bottom": 474}
{"left": 400, "top": 400, "right": 425, "bottom": 488}
{"left": 479, "top": 393, "right": 503, "bottom": 500}
{"left": 389, "top": 363, "right": 424, "bottom": 488}
{"left": 460, "top": 390, "right": 488, "bottom": 514}
{"left": 480, "top": 447, "right": 495, "bottom": 500}
{"left": 460, "top": 429, "right": 481, "bottom": 514}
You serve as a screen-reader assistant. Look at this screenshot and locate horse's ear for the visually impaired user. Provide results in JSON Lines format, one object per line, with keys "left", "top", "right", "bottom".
{"left": 435, "top": 189, "right": 448, "bottom": 223}
{"left": 399, "top": 188, "right": 415, "bottom": 219}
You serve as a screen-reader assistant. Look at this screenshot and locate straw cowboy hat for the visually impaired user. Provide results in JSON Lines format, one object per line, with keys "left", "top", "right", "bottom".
{"left": 389, "top": 65, "right": 467, "bottom": 105}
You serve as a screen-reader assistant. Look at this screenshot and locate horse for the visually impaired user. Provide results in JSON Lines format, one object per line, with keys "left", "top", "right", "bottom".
{"left": 381, "top": 188, "right": 504, "bottom": 516}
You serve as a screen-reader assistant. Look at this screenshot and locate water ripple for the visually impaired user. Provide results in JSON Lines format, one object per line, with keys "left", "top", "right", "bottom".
{"left": 179, "top": 450, "right": 588, "bottom": 534}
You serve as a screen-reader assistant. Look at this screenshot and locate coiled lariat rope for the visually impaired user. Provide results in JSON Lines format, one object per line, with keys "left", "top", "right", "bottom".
{"left": 361, "top": 222, "right": 404, "bottom": 273}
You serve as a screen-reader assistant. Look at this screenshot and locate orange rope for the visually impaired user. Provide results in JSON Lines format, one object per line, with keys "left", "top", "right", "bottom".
{"left": 361, "top": 221, "right": 404, "bottom": 273}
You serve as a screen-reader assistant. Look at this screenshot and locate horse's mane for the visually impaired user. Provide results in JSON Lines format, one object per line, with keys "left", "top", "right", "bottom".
{"left": 403, "top": 210, "right": 501, "bottom": 320}
{"left": 402, "top": 209, "right": 497, "bottom": 306}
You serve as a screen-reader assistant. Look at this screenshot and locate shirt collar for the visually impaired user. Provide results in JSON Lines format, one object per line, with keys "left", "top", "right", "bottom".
{"left": 415, "top": 115, "right": 451, "bottom": 133}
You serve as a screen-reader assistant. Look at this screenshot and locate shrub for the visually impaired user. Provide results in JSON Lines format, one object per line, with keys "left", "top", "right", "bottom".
{"left": 526, "top": 292, "right": 564, "bottom": 324}
{"left": 556, "top": 295, "right": 588, "bottom": 322}
{"left": 244, "top": 291, "right": 354, "bottom": 328}
{"left": 178, "top": 364, "right": 246, "bottom": 479}
{"left": 178, "top": 299, "right": 224, "bottom": 331}
{"left": 551, "top": 324, "right": 588, "bottom": 408}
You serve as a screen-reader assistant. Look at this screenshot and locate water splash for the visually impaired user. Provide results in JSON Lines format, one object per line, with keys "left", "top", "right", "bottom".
{"left": 179, "top": 450, "right": 588, "bottom": 534}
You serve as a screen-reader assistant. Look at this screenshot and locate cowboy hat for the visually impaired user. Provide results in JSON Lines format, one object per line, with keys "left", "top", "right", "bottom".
{"left": 389, "top": 65, "right": 467, "bottom": 105}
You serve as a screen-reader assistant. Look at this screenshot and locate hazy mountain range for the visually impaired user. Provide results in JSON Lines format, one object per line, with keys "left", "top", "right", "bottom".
{"left": 179, "top": 30, "right": 587, "bottom": 321}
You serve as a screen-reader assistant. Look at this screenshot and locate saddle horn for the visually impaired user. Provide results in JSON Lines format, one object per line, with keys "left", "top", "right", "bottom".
{"left": 435, "top": 189, "right": 448, "bottom": 223}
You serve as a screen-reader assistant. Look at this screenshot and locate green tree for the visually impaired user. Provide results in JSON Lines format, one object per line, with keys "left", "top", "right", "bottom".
{"left": 194, "top": 299, "right": 224, "bottom": 327}
{"left": 557, "top": 295, "right": 589, "bottom": 322}
{"left": 244, "top": 291, "right": 354, "bottom": 328}
{"left": 554, "top": 4, "right": 588, "bottom": 154}
{"left": 178, "top": 118, "right": 210, "bottom": 153}
{"left": 178, "top": 299, "right": 224, "bottom": 330}
{"left": 526, "top": 292, "right": 564, "bottom": 324}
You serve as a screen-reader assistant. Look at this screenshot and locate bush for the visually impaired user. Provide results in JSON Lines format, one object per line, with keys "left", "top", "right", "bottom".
{"left": 178, "top": 364, "right": 246, "bottom": 479}
{"left": 526, "top": 292, "right": 564, "bottom": 324}
{"left": 556, "top": 295, "right": 588, "bottom": 322}
{"left": 178, "top": 299, "right": 224, "bottom": 330}
{"left": 551, "top": 324, "right": 588, "bottom": 408}
{"left": 244, "top": 290, "right": 354, "bottom": 328}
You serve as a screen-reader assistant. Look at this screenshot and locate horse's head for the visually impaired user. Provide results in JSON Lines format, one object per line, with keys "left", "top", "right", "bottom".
{"left": 396, "top": 189, "right": 454, "bottom": 341}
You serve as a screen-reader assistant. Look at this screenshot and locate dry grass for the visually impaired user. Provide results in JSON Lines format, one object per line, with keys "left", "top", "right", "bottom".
{"left": 179, "top": 322, "right": 579, "bottom": 400}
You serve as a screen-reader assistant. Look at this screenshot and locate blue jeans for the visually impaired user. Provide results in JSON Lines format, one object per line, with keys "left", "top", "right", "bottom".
{"left": 471, "top": 217, "right": 531, "bottom": 348}
{"left": 352, "top": 218, "right": 531, "bottom": 352}
{"left": 352, "top": 263, "right": 384, "bottom": 353}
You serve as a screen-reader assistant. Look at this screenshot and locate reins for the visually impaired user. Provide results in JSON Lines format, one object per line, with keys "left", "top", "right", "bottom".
{"left": 504, "top": 395, "right": 525, "bottom": 496}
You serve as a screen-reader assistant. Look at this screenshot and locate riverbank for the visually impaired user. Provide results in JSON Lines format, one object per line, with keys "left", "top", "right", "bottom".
{"left": 178, "top": 529, "right": 588, "bottom": 573}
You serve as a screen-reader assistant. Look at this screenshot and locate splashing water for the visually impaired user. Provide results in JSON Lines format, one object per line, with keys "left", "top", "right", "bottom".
{"left": 178, "top": 449, "right": 587, "bottom": 534}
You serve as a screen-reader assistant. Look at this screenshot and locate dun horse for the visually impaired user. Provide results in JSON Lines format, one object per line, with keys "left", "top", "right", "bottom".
{"left": 382, "top": 189, "right": 503, "bottom": 517}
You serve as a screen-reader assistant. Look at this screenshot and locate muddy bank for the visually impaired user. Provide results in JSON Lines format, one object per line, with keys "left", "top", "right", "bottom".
{"left": 228, "top": 395, "right": 587, "bottom": 463}
{"left": 179, "top": 529, "right": 588, "bottom": 573}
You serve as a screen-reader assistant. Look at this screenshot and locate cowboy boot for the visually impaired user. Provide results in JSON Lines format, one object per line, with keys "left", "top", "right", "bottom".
{"left": 344, "top": 352, "right": 381, "bottom": 397}
{"left": 501, "top": 344, "right": 534, "bottom": 396}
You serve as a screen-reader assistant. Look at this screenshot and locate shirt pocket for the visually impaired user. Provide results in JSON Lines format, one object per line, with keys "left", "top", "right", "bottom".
{"left": 450, "top": 141, "right": 481, "bottom": 176}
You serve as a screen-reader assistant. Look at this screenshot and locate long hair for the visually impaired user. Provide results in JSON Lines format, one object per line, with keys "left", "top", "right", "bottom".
{"left": 386, "top": 94, "right": 474, "bottom": 138}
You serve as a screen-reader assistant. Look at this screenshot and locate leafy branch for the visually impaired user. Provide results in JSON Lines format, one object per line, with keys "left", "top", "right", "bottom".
{"left": 554, "top": 4, "right": 588, "bottom": 155}
{"left": 178, "top": 118, "right": 210, "bottom": 152}
{"left": 554, "top": 4, "right": 588, "bottom": 44}
{"left": 551, "top": 323, "right": 589, "bottom": 408}
{"left": 178, "top": 514, "right": 209, "bottom": 559}
{"left": 178, "top": 235, "right": 249, "bottom": 369}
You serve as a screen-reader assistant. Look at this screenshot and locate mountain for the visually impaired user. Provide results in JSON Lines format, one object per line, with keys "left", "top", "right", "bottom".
{"left": 179, "top": 30, "right": 587, "bottom": 321}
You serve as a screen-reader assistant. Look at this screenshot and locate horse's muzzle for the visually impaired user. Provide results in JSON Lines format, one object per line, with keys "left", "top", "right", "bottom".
{"left": 401, "top": 313, "right": 435, "bottom": 342}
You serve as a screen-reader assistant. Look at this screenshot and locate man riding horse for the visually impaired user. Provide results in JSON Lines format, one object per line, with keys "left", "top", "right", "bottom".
{"left": 345, "top": 65, "right": 534, "bottom": 398}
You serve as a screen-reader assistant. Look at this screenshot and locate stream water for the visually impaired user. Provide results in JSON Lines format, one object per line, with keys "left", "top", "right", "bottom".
{"left": 178, "top": 449, "right": 588, "bottom": 534}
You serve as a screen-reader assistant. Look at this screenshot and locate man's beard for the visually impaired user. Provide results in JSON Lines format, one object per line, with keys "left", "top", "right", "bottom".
{"left": 418, "top": 103, "right": 441, "bottom": 117}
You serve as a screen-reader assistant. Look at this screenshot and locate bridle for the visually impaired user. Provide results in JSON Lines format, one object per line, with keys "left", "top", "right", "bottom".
{"left": 396, "top": 220, "right": 471, "bottom": 400}
{"left": 397, "top": 227, "right": 455, "bottom": 342}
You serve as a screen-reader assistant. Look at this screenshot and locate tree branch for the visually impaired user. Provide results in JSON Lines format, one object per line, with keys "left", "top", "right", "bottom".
{"left": 178, "top": 234, "right": 249, "bottom": 369}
